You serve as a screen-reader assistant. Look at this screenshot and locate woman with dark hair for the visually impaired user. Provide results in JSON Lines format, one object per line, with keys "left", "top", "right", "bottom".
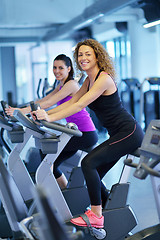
{"left": 5, "top": 54, "right": 98, "bottom": 189}
{"left": 35, "top": 40, "right": 144, "bottom": 228}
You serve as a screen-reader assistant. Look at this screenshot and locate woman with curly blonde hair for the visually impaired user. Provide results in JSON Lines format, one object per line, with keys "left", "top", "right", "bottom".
{"left": 74, "top": 38, "right": 116, "bottom": 81}
{"left": 35, "top": 39, "right": 144, "bottom": 229}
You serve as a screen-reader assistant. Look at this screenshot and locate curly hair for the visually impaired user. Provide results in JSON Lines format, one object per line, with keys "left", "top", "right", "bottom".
{"left": 73, "top": 38, "right": 116, "bottom": 80}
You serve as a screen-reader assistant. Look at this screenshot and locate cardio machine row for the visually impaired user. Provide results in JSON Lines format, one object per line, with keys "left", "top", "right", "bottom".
{"left": 1, "top": 101, "right": 160, "bottom": 239}
{"left": 0, "top": 100, "right": 137, "bottom": 240}
{"left": 0, "top": 100, "right": 88, "bottom": 239}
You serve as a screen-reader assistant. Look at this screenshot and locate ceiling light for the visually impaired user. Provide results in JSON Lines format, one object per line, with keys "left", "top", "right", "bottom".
{"left": 143, "top": 19, "right": 160, "bottom": 28}
{"left": 73, "top": 13, "right": 104, "bottom": 31}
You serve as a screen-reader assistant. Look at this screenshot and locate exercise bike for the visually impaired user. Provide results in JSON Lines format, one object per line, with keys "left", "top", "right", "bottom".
{"left": 124, "top": 119, "right": 160, "bottom": 239}
{"left": 0, "top": 102, "right": 138, "bottom": 240}
{"left": 0, "top": 101, "right": 94, "bottom": 214}
{"left": 0, "top": 108, "right": 89, "bottom": 239}
{"left": 18, "top": 101, "right": 140, "bottom": 240}
{"left": 0, "top": 108, "right": 89, "bottom": 238}
{"left": 0, "top": 112, "right": 26, "bottom": 238}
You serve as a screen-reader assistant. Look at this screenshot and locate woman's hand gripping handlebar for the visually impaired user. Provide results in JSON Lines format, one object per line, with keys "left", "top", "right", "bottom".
{"left": 1, "top": 100, "right": 18, "bottom": 122}
{"left": 29, "top": 101, "right": 82, "bottom": 137}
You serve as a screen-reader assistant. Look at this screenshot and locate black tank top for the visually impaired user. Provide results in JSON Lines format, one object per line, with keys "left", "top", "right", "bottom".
{"left": 88, "top": 71, "right": 136, "bottom": 136}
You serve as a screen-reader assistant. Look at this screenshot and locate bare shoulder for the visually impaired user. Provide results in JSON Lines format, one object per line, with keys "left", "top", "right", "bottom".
{"left": 64, "top": 80, "right": 79, "bottom": 88}
{"left": 61, "top": 80, "right": 80, "bottom": 95}
{"left": 99, "top": 71, "right": 112, "bottom": 80}
{"left": 99, "top": 72, "right": 115, "bottom": 85}
{"left": 98, "top": 71, "right": 117, "bottom": 94}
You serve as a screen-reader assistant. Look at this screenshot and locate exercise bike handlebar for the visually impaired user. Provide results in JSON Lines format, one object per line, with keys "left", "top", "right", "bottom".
{"left": 0, "top": 114, "right": 13, "bottom": 131}
{"left": 140, "top": 162, "right": 160, "bottom": 178}
{"left": 13, "top": 109, "right": 82, "bottom": 138}
{"left": 124, "top": 158, "right": 160, "bottom": 178}
{"left": 13, "top": 110, "right": 45, "bottom": 134}
{"left": 124, "top": 158, "right": 138, "bottom": 168}
{"left": 39, "top": 120, "right": 82, "bottom": 137}
{"left": 30, "top": 101, "right": 83, "bottom": 137}
{"left": 1, "top": 101, "right": 18, "bottom": 122}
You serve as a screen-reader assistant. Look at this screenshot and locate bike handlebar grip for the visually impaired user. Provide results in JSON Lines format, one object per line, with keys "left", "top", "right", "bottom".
{"left": 1, "top": 101, "right": 17, "bottom": 122}
{"left": 124, "top": 158, "right": 138, "bottom": 168}
{"left": 124, "top": 159, "right": 160, "bottom": 178}
{"left": 1, "top": 101, "right": 9, "bottom": 117}
{"left": 29, "top": 102, "right": 82, "bottom": 137}
{"left": 40, "top": 120, "right": 82, "bottom": 137}
{"left": 30, "top": 101, "right": 40, "bottom": 111}
{"left": 29, "top": 101, "right": 41, "bottom": 123}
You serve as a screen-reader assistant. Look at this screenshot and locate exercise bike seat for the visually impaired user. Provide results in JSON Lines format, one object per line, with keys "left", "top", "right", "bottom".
{"left": 129, "top": 148, "right": 140, "bottom": 158}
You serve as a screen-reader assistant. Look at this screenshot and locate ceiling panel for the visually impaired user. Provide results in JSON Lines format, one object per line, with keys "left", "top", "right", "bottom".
{"left": 0, "top": 0, "right": 142, "bottom": 43}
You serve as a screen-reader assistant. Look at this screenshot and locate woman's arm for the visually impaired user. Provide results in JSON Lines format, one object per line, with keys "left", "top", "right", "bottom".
{"left": 47, "top": 78, "right": 88, "bottom": 115}
{"left": 36, "top": 74, "right": 113, "bottom": 122}
{"left": 5, "top": 87, "right": 59, "bottom": 116}
{"left": 39, "top": 80, "right": 79, "bottom": 109}
{"left": 5, "top": 90, "right": 58, "bottom": 116}
{"left": 5, "top": 80, "right": 79, "bottom": 116}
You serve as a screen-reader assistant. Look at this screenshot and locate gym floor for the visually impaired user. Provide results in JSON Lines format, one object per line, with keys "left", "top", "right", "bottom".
{"left": 0, "top": 131, "right": 159, "bottom": 239}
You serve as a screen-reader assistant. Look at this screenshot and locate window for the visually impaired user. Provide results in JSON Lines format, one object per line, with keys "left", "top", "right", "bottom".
{"left": 102, "top": 35, "right": 131, "bottom": 83}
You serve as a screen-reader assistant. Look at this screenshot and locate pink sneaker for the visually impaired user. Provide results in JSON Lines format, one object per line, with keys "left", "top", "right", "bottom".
{"left": 70, "top": 209, "right": 104, "bottom": 228}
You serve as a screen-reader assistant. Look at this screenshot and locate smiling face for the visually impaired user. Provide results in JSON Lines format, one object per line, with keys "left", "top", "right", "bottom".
{"left": 77, "top": 45, "right": 98, "bottom": 72}
{"left": 53, "top": 60, "right": 71, "bottom": 82}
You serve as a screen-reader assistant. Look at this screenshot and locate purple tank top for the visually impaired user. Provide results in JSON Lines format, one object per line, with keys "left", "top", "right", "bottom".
{"left": 57, "top": 88, "right": 95, "bottom": 132}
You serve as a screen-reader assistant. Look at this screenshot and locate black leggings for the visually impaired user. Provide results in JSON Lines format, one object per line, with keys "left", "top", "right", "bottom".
{"left": 53, "top": 130, "right": 98, "bottom": 178}
{"left": 81, "top": 123, "right": 144, "bottom": 206}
